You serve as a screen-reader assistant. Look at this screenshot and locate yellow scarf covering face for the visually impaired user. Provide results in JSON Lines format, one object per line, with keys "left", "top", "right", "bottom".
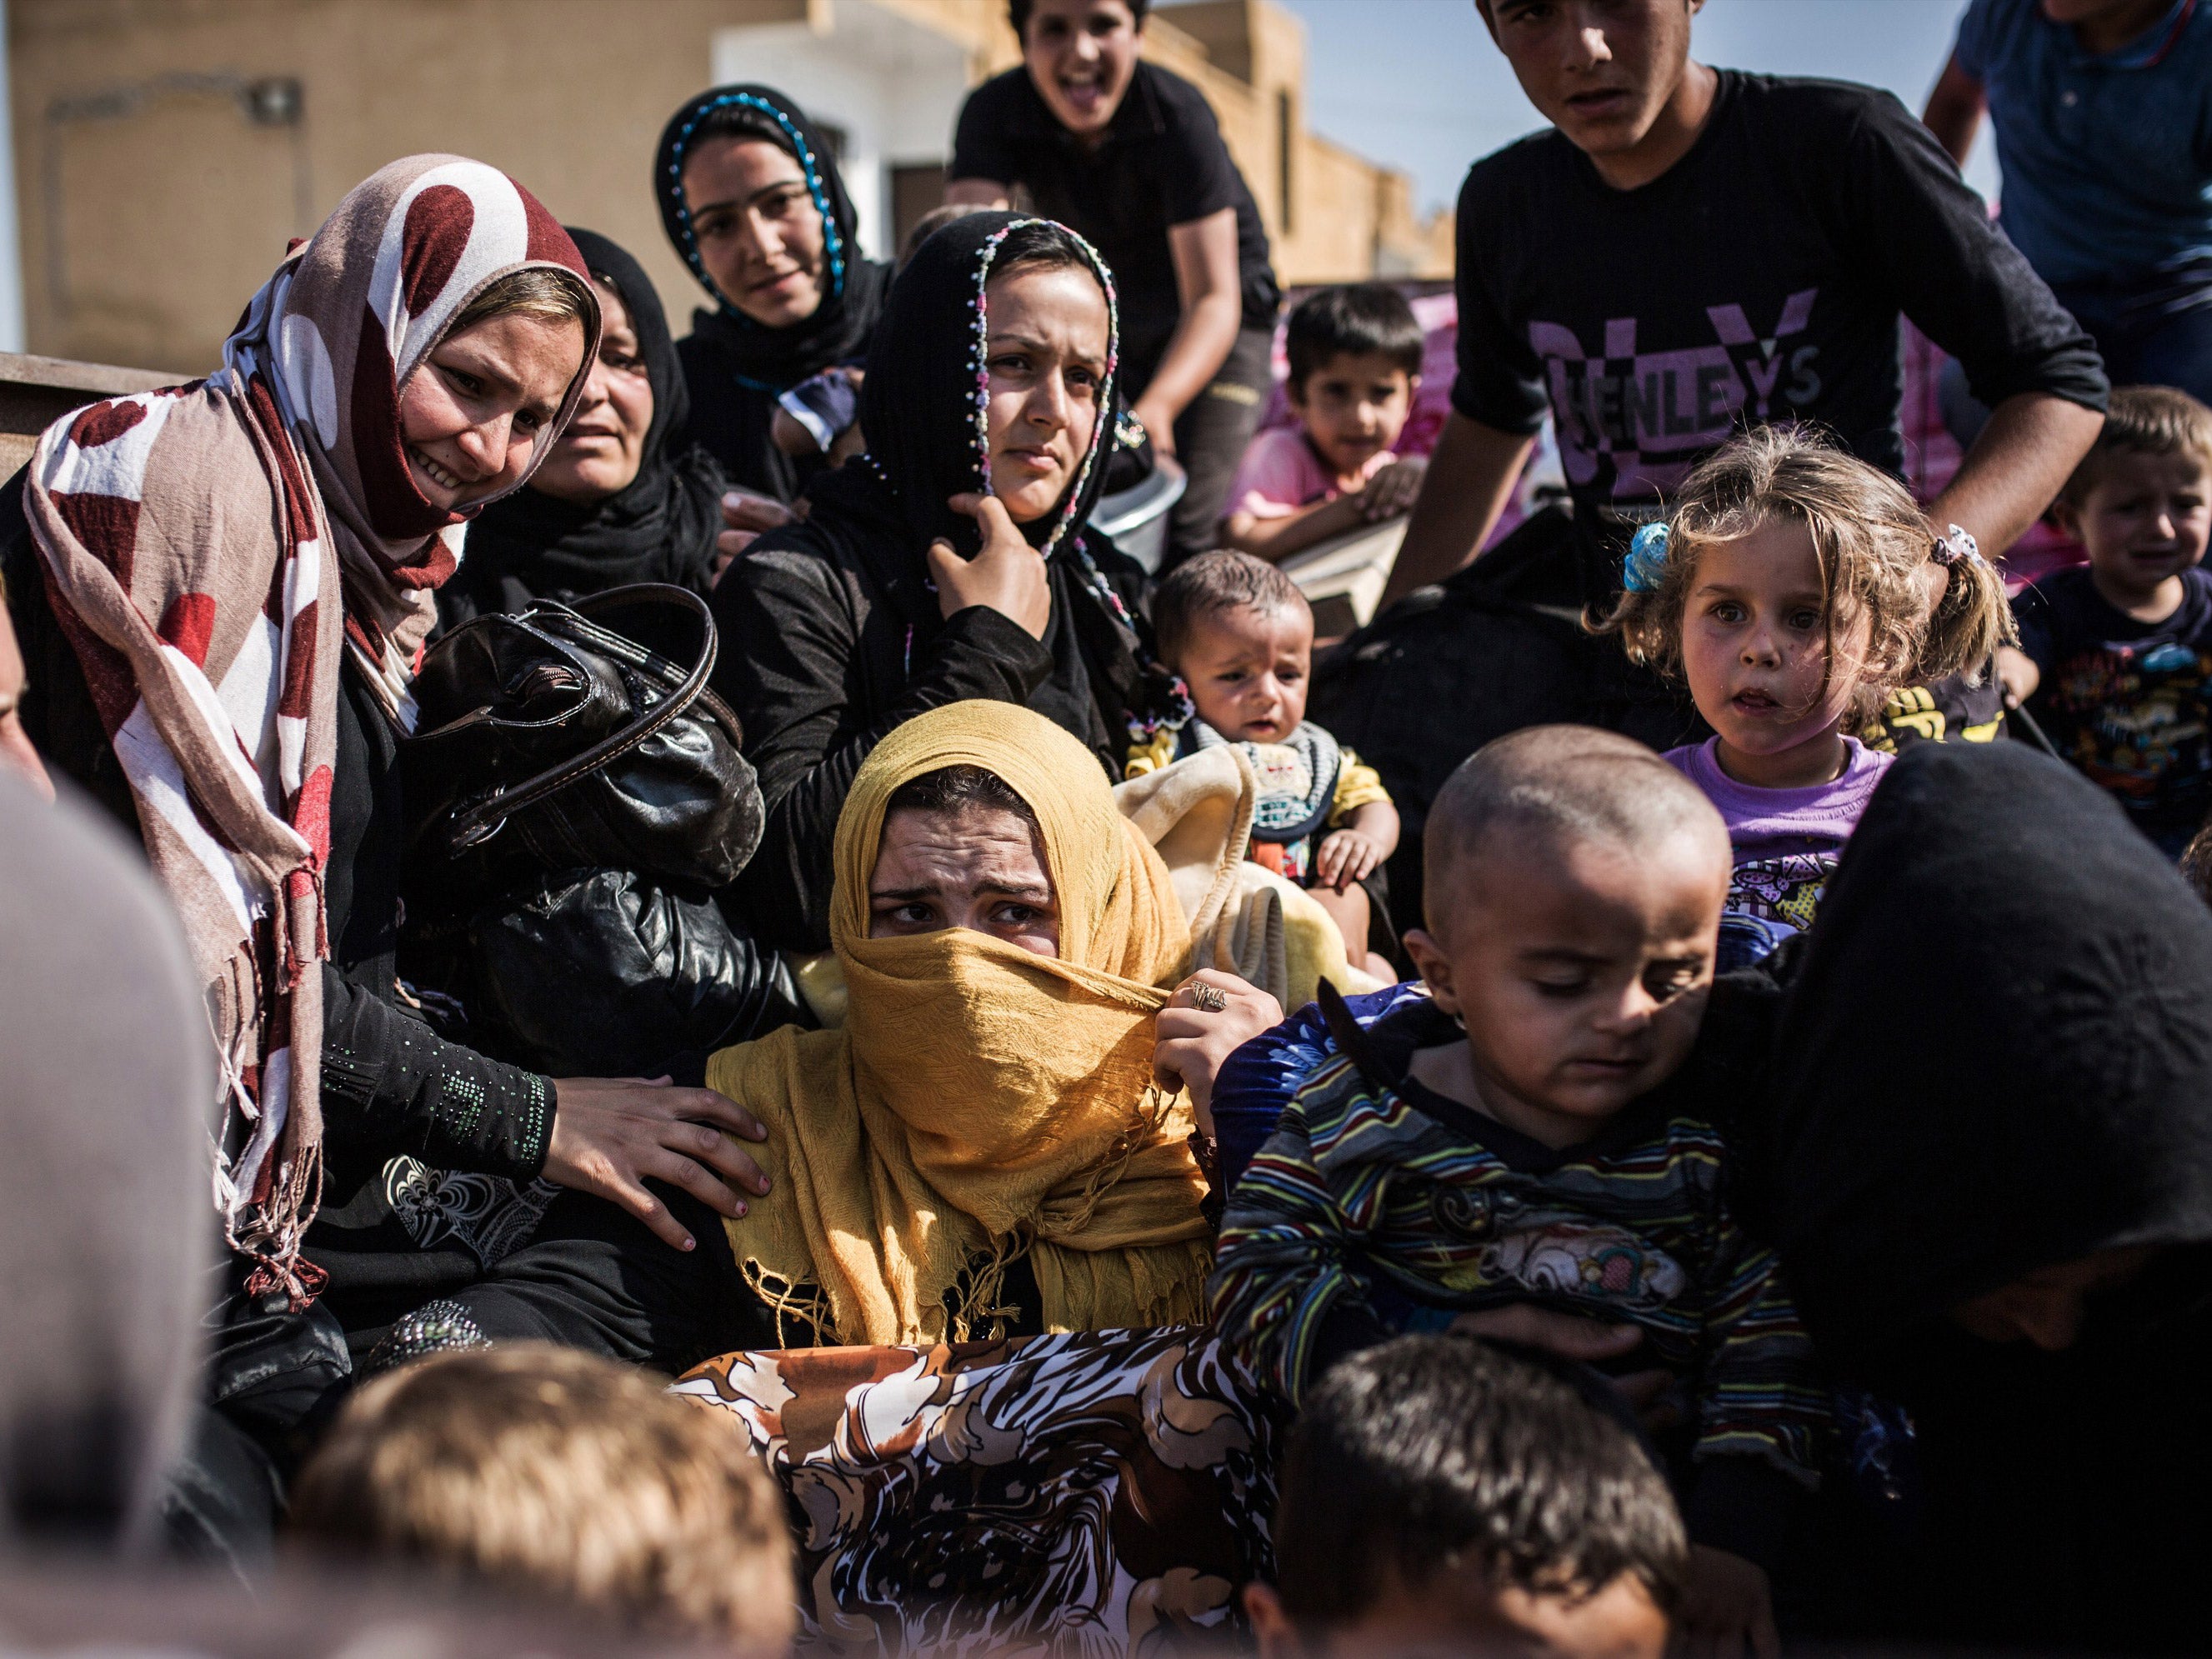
{"left": 712, "top": 702, "right": 1214, "bottom": 1345}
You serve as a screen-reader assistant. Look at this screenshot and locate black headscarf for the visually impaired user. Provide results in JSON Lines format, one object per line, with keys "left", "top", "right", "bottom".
{"left": 655, "top": 85, "right": 893, "bottom": 499}
{"left": 443, "top": 229, "right": 729, "bottom": 624}
{"left": 1759, "top": 740, "right": 2212, "bottom": 1648}
{"left": 1762, "top": 739, "right": 2212, "bottom": 1369}
{"left": 805, "top": 210, "right": 1185, "bottom": 756}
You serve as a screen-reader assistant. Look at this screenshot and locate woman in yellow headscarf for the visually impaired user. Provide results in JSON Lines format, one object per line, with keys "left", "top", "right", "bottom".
{"left": 717, "top": 698, "right": 1279, "bottom": 1345}
{"left": 395, "top": 697, "right": 1284, "bottom": 1365}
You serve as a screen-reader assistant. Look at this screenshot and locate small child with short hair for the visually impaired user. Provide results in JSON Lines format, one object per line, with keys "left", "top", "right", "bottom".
{"left": 1244, "top": 1334, "right": 1684, "bottom": 1658}
{"left": 288, "top": 1345, "right": 796, "bottom": 1652}
{"left": 1212, "top": 725, "right": 1823, "bottom": 1653}
{"left": 1134, "top": 549, "right": 1399, "bottom": 975}
{"left": 1605, "top": 427, "right": 2012, "bottom": 960}
{"left": 1999, "top": 385, "right": 2212, "bottom": 854}
{"left": 1221, "top": 283, "right": 1427, "bottom": 562}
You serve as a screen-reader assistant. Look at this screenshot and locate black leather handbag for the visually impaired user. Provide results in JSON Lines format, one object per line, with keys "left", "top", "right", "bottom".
{"left": 398, "top": 586, "right": 804, "bottom": 1081}
{"left": 403, "top": 584, "right": 763, "bottom": 896}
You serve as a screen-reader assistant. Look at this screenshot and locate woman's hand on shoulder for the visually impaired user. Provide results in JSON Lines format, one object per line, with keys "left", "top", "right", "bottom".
{"left": 1444, "top": 1306, "right": 1680, "bottom": 1430}
{"left": 1153, "top": 970, "right": 1284, "bottom": 1138}
{"left": 1680, "top": 1545, "right": 1779, "bottom": 1659}
{"left": 929, "top": 492, "right": 1051, "bottom": 640}
{"left": 716, "top": 489, "right": 798, "bottom": 574}
{"left": 545, "top": 1076, "right": 772, "bottom": 1252}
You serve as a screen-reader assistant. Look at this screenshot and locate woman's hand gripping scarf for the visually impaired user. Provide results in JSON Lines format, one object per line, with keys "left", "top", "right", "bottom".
{"left": 19, "top": 156, "right": 597, "bottom": 1304}
{"left": 709, "top": 700, "right": 1216, "bottom": 1346}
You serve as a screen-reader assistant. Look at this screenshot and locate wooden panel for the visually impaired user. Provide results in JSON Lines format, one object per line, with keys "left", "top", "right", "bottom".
{"left": 0, "top": 351, "right": 173, "bottom": 474}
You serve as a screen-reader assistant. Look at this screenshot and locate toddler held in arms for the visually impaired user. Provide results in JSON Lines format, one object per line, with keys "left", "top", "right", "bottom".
{"left": 1131, "top": 550, "right": 1400, "bottom": 977}
{"left": 289, "top": 1345, "right": 795, "bottom": 1652}
{"left": 1212, "top": 727, "right": 1824, "bottom": 1656}
{"left": 1245, "top": 1336, "right": 1682, "bottom": 1659}
{"left": 1604, "top": 428, "right": 2011, "bottom": 962}
{"left": 1220, "top": 283, "right": 1428, "bottom": 562}
{"left": 1999, "top": 386, "right": 2212, "bottom": 856}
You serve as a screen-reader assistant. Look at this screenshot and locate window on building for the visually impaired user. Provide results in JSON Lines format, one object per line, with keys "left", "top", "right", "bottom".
{"left": 1277, "top": 90, "right": 1294, "bottom": 237}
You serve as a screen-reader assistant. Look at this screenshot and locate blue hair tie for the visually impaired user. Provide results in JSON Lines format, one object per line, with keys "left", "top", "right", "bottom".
{"left": 1624, "top": 522, "right": 1671, "bottom": 593}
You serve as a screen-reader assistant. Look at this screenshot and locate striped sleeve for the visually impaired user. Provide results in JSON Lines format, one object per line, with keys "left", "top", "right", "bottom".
{"left": 1208, "top": 1091, "right": 1377, "bottom": 1403}
{"left": 1693, "top": 1208, "right": 1829, "bottom": 1487}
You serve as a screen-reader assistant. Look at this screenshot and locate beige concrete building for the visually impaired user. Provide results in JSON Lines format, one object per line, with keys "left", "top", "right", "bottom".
{"left": 8, "top": 0, "right": 1454, "bottom": 377}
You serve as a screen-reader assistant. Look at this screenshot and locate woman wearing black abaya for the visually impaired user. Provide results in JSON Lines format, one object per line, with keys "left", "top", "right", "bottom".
{"left": 439, "top": 229, "right": 730, "bottom": 625}
{"left": 655, "top": 86, "right": 891, "bottom": 521}
{"left": 1758, "top": 740, "right": 2212, "bottom": 1651}
{"left": 713, "top": 211, "right": 1186, "bottom": 950}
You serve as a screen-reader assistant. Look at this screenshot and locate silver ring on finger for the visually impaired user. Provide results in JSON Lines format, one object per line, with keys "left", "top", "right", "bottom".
{"left": 1189, "top": 982, "right": 1229, "bottom": 1014}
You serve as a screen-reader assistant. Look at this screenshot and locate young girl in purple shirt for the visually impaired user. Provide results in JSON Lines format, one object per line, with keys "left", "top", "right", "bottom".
{"left": 1604, "top": 429, "right": 2014, "bottom": 962}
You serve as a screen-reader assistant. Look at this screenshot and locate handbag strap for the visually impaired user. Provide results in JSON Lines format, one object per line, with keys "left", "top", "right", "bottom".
{"left": 443, "top": 583, "right": 723, "bottom": 852}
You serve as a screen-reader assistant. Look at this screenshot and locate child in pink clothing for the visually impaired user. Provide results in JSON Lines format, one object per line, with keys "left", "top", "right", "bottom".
{"left": 1222, "top": 285, "right": 1427, "bottom": 563}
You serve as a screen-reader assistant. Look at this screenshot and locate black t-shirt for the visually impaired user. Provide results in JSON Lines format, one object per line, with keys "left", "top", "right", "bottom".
{"left": 1453, "top": 71, "right": 2108, "bottom": 538}
{"left": 2015, "top": 564, "right": 2212, "bottom": 846}
{"left": 950, "top": 61, "right": 1282, "bottom": 392}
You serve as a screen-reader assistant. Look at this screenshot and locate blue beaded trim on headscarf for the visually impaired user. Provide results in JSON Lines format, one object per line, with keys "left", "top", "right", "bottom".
{"left": 662, "top": 91, "right": 848, "bottom": 317}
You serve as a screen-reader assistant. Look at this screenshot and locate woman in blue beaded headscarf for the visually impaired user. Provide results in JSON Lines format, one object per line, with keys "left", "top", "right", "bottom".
{"left": 655, "top": 84, "right": 893, "bottom": 507}
{"left": 707, "top": 211, "right": 1189, "bottom": 951}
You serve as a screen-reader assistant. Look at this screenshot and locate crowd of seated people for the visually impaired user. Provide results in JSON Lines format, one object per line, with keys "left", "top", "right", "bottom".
{"left": 3, "top": 0, "right": 2212, "bottom": 1653}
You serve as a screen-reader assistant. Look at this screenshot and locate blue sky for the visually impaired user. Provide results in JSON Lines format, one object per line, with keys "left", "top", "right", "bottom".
{"left": 1228, "top": 0, "right": 1996, "bottom": 214}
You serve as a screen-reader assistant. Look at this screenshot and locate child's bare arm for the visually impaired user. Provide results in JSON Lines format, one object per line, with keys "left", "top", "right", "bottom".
{"left": 1349, "top": 800, "right": 1399, "bottom": 859}
{"left": 1314, "top": 802, "right": 1400, "bottom": 892}
{"left": 1996, "top": 643, "right": 2041, "bottom": 707}
{"left": 1221, "top": 491, "right": 1369, "bottom": 562}
{"left": 769, "top": 405, "right": 818, "bottom": 458}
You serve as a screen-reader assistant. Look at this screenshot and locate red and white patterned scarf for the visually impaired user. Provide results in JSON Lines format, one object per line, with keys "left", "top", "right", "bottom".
{"left": 21, "top": 156, "right": 596, "bottom": 1304}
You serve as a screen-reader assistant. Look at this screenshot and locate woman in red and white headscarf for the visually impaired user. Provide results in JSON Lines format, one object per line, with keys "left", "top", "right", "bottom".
{"left": 0, "top": 157, "right": 773, "bottom": 1440}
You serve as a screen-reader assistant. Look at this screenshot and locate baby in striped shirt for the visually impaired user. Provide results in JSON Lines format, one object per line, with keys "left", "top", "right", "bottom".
{"left": 1211, "top": 724, "right": 1824, "bottom": 1653}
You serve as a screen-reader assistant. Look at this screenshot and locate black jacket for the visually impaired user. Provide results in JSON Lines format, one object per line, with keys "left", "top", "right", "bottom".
{"left": 712, "top": 497, "right": 1151, "bottom": 952}
{"left": 708, "top": 211, "right": 1184, "bottom": 954}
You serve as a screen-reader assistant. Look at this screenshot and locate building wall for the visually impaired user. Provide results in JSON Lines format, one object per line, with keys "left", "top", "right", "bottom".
{"left": 11, "top": 0, "right": 806, "bottom": 372}
{"left": 10, "top": 0, "right": 1450, "bottom": 375}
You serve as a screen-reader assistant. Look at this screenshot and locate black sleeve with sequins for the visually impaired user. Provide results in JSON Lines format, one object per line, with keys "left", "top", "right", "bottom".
{"left": 318, "top": 964, "right": 553, "bottom": 1182}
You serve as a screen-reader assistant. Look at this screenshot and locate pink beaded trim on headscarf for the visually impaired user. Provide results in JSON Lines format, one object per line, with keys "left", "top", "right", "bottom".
{"left": 965, "top": 217, "right": 1122, "bottom": 563}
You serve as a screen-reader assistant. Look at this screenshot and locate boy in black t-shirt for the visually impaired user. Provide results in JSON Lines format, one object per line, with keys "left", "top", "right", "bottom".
{"left": 2001, "top": 386, "right": 2212, "bottom": 852}
{"left": 1379, "top": 0, "right": 2108, "bottom": 622}
{"left": 948, "top": 0, "right": 1282, "bottom": 562}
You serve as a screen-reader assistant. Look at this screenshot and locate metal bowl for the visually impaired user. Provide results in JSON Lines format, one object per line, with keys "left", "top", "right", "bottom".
{"left": 1091, "top": 454, "right": 1187, "bottom": 573}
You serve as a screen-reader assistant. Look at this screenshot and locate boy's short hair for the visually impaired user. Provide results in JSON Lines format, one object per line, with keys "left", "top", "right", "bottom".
{"left": 288, "top": 1345, "right": 795, "bottom": 1651}
{"left": 1153, "top": 549, "right": 1310, "bottom": 667}
{"left": 2183, "top": 818, "right": 2212, "bottom": 907}
{"left": 1285, "top": 282, "right": 1425, "bottom": 394}
{"left": 1010, "top": 0, "right": 1150, "bottom": 39}
{"left": 1424, "top": 725, "right": 1728, "bottom": 934}
{"left": 1273, "top": 1335, "right": 1688, "bottom": 1629}
{"left": 2061, "top": 384, "right": 2212, "bottom": 505}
